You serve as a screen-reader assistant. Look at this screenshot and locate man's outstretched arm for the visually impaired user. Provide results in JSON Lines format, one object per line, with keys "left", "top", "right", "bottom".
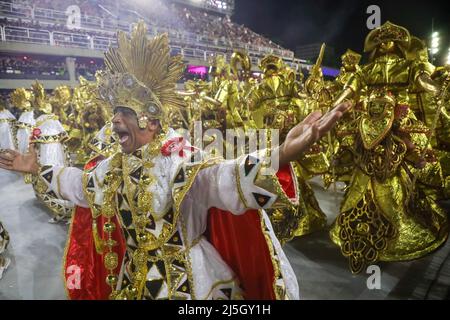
{"left": 277, "top": 101, "right": 351, "bottom": 167}
{"left": 0, "top": 146, "right": 88, "bottom": 207}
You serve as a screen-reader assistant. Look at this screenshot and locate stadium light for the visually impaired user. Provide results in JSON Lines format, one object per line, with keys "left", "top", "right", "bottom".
{"left": 430, "top": 31, "right": 440, "bottom": 55}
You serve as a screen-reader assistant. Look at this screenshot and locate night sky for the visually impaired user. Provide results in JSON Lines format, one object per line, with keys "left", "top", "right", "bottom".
{"left": 233, "top": 0, "right": 450, "bottom": 65}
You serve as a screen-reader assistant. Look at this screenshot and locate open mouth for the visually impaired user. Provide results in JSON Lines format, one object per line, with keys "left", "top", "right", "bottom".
{"left": 119, "top": 134, "right": 129, "bottom": 144}
{"left": 114, "top": 128, "right": 130, "bottom": 145}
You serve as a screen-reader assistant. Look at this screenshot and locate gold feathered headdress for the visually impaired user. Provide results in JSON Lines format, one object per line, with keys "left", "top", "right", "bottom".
{"left": 100, "top": 21, "right": 185, "bottom": 130}
{"left": 31, "top": 80, "right": 52, "bottom": 114}
{"left": 10, "top": 88, "right": 33, "bottom": 111}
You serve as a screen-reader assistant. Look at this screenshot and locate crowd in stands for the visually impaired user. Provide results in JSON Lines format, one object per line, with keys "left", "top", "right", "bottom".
{"left": 172, "top": 5, "right": 282, "bottom": 50}
{"left": 0, "top": 53, "right": 211, "bottom": 82}
{"left": 75, "top": 59, "right": 103, "bottom": 80}
{"left": 0, "top": 0, "right": 296, "bottom": 83}
{"left": 2, "top": 0, "right": 291, "bottom": 56}
{"left": 0, "top": 55, "right": 68, "bottom": 79}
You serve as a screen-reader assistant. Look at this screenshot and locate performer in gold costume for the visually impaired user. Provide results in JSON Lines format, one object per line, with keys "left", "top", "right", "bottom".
{"left": 50, "top": 85, "right": 72, "bottom": 129}
{"left": 0, "top": 21, "right": 349, "bottom": 300}
{"left": 245, "top": 54, "right": 328, "bottom": 241}
{"left": 302, "top": 45, "right": 339, "bottom": 189}
{"left": 432, "top": 67, "right": 450, "bottom": 196}
{"left": 328, "top": 49, "right": 363, "bottom": 186}
{"left": 334, "top": 49, "right": 362, "bottom": 92}
{"left": 67, "top": 75, "right": 111, "bottom": 165}
{"left": 330, "top": 21, "right": 449, "bottom": 273}
{"left": 407, "top": 37, "right": 450, "bottom": 197}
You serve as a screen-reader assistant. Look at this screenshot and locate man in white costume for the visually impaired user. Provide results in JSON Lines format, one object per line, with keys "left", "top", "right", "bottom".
{"left": 0, "top": 22, "right": 350, "bottom": 300}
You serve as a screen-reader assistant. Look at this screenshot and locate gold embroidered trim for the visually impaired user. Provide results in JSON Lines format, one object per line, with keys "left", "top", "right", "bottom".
{"left": 33, "top": 132, "right": 69, "bottom": 144}
{"left": 235, "top": 155, "right": 250, "bottom": 209}
{"left": 257, "top": 210, "right": 287, "bottom": 300}
{"left": 56, "top": 167, "right": 67, "bottom": 199}
{"left": 203, "top": 278, "right": 239, "bottom": 300}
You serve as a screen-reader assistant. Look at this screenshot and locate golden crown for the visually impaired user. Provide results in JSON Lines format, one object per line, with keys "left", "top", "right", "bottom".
{"left": 98, "top": 72, "right": 164, "bottom": 120}
{"left": 102, "top": 21, "right": 185, "bottom": 129}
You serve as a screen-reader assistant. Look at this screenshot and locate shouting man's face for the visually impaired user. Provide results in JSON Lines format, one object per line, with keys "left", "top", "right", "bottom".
{"left": 112, "top": 106, "right": 159, "bottom": 154}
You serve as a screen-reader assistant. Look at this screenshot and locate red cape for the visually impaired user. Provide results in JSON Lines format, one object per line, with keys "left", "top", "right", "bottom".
{"left": 63, "top": 160, "right": 295, "bottom": 300}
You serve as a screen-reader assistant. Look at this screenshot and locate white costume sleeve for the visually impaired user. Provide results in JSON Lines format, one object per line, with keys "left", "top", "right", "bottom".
{"left": 179, "top": 150, "right": 298, "bottom": 241}
{"left": 183, "top": 150, "right": 298, "bottom": 215}
{"left": 36, "top": 165, "right": 88, "bottom": 208}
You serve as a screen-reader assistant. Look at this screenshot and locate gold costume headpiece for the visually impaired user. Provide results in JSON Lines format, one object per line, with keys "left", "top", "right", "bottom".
{"left": 98, "top": 72, "right": 161, "bottom": 118}
{"left": 10, "top": 88, "right": 33, "bottom": 111}
{"left": 341, "top": 49, "right": 362, "bottom": 65}
{"left": 230, "top": 51, "right": 251, "bottom": 77}
{"left": 367, "top": 90, "right": 396, "bottom": 108}
{"left": 101, "top": 21, "right": 185, "bottom": 130}
{"left": 259, "top": 55, "right": 284, "bottom": 75}
{"left": 364, "top": 21, "right": 410, "bottom": 53}
{"left": 52, "top": 85, "right": 71, "bottom": 101}
{"left": 31, "top": 80, "right": 52, "bottom": 114}
{"left": 209, "top": 55, "right": 230, "bottom": 78}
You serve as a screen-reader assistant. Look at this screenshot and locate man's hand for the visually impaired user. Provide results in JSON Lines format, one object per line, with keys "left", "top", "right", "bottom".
{"left": 0, "top": 145, "right": 39, "bottom": 174}
{"left": 278, "top": 101, "right": 351, "bottom": 167}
